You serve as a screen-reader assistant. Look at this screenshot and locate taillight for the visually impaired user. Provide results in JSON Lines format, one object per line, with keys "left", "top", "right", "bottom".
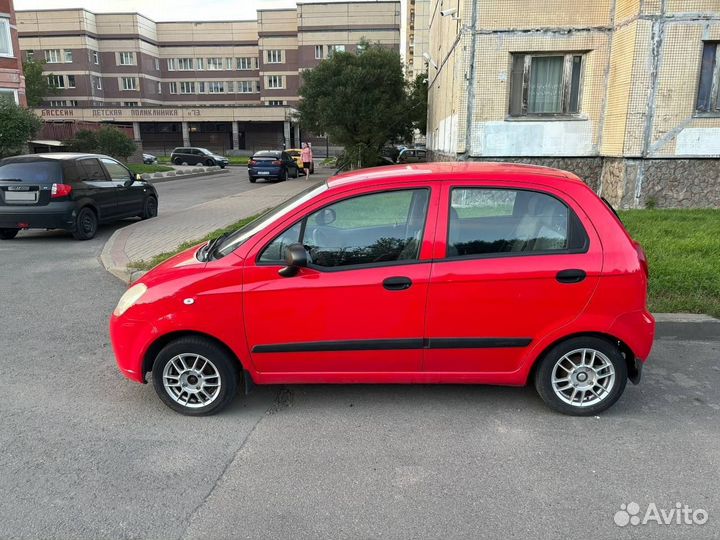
{"left": 634, "top": 241, "right": 649, "bottom": 278}
{"left": 51, "top": 183, "right": 72, "bottom": 199}
{"left": 248, "top": 160, "right": 257, "bottom": 166}
{"left": 272, "top": 160, "right": 282, "bottom": 166}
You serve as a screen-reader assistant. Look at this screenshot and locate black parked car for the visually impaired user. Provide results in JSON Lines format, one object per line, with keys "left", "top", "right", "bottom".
{"left": 247, "top": 150, "right": 300, "bottom": 183}
{"left": 170, "top": 147, "right": 229, "bottom": 168}
{"left": 0, "top": 153, "right": 159, "bottom": 241}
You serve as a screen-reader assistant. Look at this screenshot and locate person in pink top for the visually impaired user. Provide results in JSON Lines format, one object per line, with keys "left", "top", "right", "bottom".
{"left": 301, "top": 143, "right": 312, "bottom": 177}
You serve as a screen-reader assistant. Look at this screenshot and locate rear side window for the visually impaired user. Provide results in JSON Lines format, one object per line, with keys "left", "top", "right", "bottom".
{"left": 78, "top": 159, "right": 107, "bottom": 180}
{"left": 0, "top": 161, "right": 63, "bottom": 183}
{"left": 446, "top": 188, "right": 588, "bottom": 258}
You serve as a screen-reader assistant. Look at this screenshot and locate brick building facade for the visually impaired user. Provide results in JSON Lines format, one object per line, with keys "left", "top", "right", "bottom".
{"left": 0, "top": 0, "right": 26, "bottom": 105}
{"left": 425, "top": 0, "right": 720, "bottom": 208}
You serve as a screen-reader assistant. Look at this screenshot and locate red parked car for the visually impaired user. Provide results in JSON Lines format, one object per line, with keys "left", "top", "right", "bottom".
{"left": 110, "top": 163, "right": 654, "bottom": 416}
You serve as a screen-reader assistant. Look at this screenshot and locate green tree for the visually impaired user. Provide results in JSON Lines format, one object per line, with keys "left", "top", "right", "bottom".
{"left": 0, "top": 99, "right": 42, "bottom": 158}
{"left": 68, "top": 127, "right": 137, "bottom": 160}
{"left": 408, "top": 73, "right": 428, "bottom": 135}
{"left": 22, "top": 59, "right": 60, "bottom": 107}
{"left": 298, "top": 43, "right": 413, "bottom": 168}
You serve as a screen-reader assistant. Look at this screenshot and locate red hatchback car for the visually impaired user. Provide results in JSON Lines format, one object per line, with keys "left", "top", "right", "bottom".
{"left": 110, "top": 163, "right": 654, "bottom": 416}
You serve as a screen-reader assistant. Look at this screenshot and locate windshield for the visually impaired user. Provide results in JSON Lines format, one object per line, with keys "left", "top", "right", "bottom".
{"left": 212, "top": 183, "right": 328, "bottom": 259}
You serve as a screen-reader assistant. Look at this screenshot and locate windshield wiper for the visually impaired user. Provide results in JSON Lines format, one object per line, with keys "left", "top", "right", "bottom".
{"left": 202, "top": 232, "right": 231, "bottom": 261}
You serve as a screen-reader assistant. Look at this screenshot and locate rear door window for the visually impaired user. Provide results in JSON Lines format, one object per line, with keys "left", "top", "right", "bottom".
{"left": 78, "top": 158, "right": 108, "bottom": 181}
{"left": 0, "top": 161, "right": 63, "bottom": 183}
{"left": 446, "top": 187, "right": 588, "bottom": 258}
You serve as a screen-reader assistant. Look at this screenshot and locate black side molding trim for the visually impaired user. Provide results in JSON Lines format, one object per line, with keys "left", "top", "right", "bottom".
{"left": 252, "top": 337, "right": 532, "bottom": 353}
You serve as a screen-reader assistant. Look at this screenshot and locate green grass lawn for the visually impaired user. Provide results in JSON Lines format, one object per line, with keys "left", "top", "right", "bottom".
{"left": 619, "top": 209, "right": 720, "bottom": 317}
{"left": 128, "top": 214, "right": 263, "bottom": 271}
{"left": 157, "top": 155, "right": 249, "bottom": 165}
{"left": 127, "top": 164, "right": 173, "bottom": 174}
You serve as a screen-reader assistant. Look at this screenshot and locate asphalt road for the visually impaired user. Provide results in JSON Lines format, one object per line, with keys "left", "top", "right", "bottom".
{"left": 1, "top": 170, "right": 719, "bottom": 539}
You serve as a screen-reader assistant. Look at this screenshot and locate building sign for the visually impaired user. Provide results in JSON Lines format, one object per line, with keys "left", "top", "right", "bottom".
{"left": 40, "top": 109, "right": 74, "bottom": 117}
{"left": 34, "top": 106, "right": 291, "bottom": 122}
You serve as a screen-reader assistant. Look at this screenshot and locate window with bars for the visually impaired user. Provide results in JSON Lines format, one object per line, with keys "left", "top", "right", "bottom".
{"left": 509, "top": 53, "right": 583, "bottom": 116}
{"left": 697, "top": 42, "right": 720, "bottom": 114}
{"left": 119, "top": 52, "right": 136, "bottom": 66}
{"left": 120, "top": 77, "right": 138, "bottom": 91}
{"left": 266, "top": 50, "right": 283, "bottom": 63}
{"left": 267, "top": 75, "right": 284, "bottom": 89}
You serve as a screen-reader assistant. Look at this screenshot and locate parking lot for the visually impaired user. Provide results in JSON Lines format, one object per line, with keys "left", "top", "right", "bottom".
{"left": 1, "top": 171, "right": 719, "bottom": 539}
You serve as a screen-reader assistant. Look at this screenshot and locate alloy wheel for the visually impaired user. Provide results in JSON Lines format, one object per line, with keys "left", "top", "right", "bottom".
{"left": 550, "top": 348, "right": 616, "bottom": 407}
{"left": 162, "top": 353, "right": 222, "bottom": 409}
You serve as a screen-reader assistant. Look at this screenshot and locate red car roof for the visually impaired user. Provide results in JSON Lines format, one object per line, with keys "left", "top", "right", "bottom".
{"left": 326, "top": 162, "right": 583, "bottom": 189}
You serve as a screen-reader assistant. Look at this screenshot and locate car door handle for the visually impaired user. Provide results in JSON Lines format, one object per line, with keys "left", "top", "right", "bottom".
{"left": 556, "top": 269, "right": 587, "bottom": 284}
{"left": 383, "top": 276, "right": 412, "bottom": 291}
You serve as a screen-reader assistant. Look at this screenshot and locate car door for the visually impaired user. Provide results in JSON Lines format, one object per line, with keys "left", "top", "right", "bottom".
{"left": 242, "top": 185, "right": 438, "bottom": 377}
{"left": 76, "top": 158, "right": 117, "bottom": 220}
{"left": 281, "top": 152, "right": 295, "bottom": 175}
{"left": 100, "top": 157, "right": 144, "bottom": 217}
{"left": 423, "top": 182, "right": 602, "bottom": 375}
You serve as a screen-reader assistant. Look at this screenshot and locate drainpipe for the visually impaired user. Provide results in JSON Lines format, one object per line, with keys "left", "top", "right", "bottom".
{"left": 462, "top": 0, "right": 480, "bottom": 160}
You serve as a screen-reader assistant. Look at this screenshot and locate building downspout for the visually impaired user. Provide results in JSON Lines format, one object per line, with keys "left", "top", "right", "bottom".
{"left": 461, "top": 0, "right": 479, "bottom": 160}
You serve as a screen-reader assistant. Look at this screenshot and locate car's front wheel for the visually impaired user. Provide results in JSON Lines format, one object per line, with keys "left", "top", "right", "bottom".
{"left": 534, "top": 336, "right": 628, "bottom": 416}
{"left": 151, "top": 336, "right": 239, "bottom": 416}
{"left": 0, "top": 228, "right": 19, "bottom": 240}
{"left": 205, "top": 159, "right": 214, "bottom": 167}
{"left": 140, "top": 196, "right": 158, "bottom": 220}
{"left": 72, "top": 207, "right": 98, "bottom": 240}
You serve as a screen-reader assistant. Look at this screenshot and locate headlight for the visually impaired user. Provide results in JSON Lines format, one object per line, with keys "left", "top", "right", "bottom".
{"left": 113, "top": 283, "right": 148, "bottom": 317}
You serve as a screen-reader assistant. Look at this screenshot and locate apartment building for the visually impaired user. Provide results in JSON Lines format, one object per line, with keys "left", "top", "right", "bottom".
{"left": 16, "top": 1, "right": 401, "bottom": 153}
{"left": 0, "top": 0, "right": 26, "bottom": 105}
{"left": 426, "top": 0, "right": 720, "bottom": 208}
{"left": 403, "top": 0, "right": 430, "bottom": 79}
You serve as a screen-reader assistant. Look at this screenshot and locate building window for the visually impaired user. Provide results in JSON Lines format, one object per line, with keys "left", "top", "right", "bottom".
{"left": 0, "top": 89, "right": 18, "bottom": 103}
{"left": 207, "top": 57, "right": 224, "bottom": 70}
{"left": 237, "top": 80, "right": 255, "bottom": 93}
{"left": 180, "top": 81, "right": 195, "bottom": 94}
{"left": 196, "top": 58, "right": 204, "bottom": 70}
{"left": 68, "top": 100, "right": 78, "bottom": 106}
{"left": 67, "top": 75, "right": 76, "bottom": 88}
{"left": 120, "top": 77, "right": 138, "bottom": 91}
{"left": 208, "top": 81, "right": 225, "bottom": 93}
{"left": 45, "top": 49, "right": 61, "bottom": 63}
{"left": 237, "top": 57, "right": 254, "bottom": 70}
{"left": 267, "top": 100, "right": 284, "bottom": 106}
{"left": 169, "top": 82, "right": 177, "bottom": 94}
{"left": 48, "top": 74, "right": 65, "bottom": 88}
{"left": 154, "top": 58, "right": 160, "bottom": 71}
{"left": 197, "top": 81, "right": 206, "bottom": 94}
{"left": 91, "top": 50, "right": 99, "bottom": 64}
{"left": 24, "top": 50, "right": 34, "bottom": 61}
{"left": 167, "top": 58, "right": 176, "bottom": 71}
{"left": 157, "top": 81, "right": 162, "bottom": 94}
{"left": 177, "top": 58, "right": 194, "bottom": 70}
{"left": 49, "top": 100, "right": 66, "bottom": 107}
{"left": 118, "top": 52, "right": 136, "bottom": 66}
{"left": 64, "top": 50, "right": 73, "bottom": 63}
{"left": 697, "top": 42, "right": 720, "bottom": 113}
{"left": 266, "top": 49, "right": 283, "bottom": 64}
{"left": 123, "top": 102, "right": 140, "bottom": 107}
{"left": 93, "top": 76, "right": 102, "bottom": 90}
{"left": 0, "top": 19, "right": 13, "bottom": 57}
{"left": 314, "top": 45, "right": 324, "bottom": 59}
{"left": 509, "top": 53, "right": 583, "bottom": 116}
{"left": 266, "top": 75, "right": 284, "bottom": 89}
{"left": 328, "top": 45, "right": 345, "bottom": 56}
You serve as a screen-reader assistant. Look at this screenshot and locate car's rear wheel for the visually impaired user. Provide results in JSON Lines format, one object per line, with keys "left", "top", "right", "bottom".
{"left": 280, "top": 169, "right": 288, "bottom": 182}
{"left": 173, "top": 157, "right": 182, "bottom": 165}
{"left": 535, "top": 336, "right": 628, "bottom": 415}
{"left": 205, "top": 159, "right": 214, "bottom": 166}
{"left": 72, "top": 207, "right": 98, "bottom": 241}
{"left": 151, "top": 336, "right": 239, "bottom": 416}
{"left": 0, "top": 228, "right": 19, "bottom": 240}
{"left": 249, "top": 176, "right": 257, "bottom": 183}
{"left": 140, "top": 196, "right": 158, "bottom": 220}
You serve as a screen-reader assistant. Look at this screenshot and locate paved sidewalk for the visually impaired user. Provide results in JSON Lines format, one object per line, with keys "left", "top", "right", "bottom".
{"left": 101, "top": 178, "right": 321, "bottom": 282}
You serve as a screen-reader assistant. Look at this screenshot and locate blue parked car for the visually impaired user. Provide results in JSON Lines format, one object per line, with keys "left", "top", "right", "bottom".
{"left": 248, "top": 150, "right": 299, "bottom": 183}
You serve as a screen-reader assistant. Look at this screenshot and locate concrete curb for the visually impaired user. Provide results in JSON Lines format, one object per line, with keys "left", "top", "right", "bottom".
{"left": 141, "top": 168, "right": 229, "bottom": 184}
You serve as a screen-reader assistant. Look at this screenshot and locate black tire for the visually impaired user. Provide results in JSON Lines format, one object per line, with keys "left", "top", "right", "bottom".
{"left": 249, "top": 176, "right": 257, "bottom": 183}
{"left": 280, "top": 169, "right": 288, "bottom": 182}
{"left": 151, "top": 336, "right": 240, "bottom": 416}
{"left": 0, "top": 228, "right": 19, "bottom": 240}
{"left": 173, "top": 157, "right": 182, "bottom": 165}
{"left": 220, "top": 164, "right": 226, "bottom": 169}
{"left": 291, "top": 166, "right": 299, "bottom": 178}
{"left": 140, "top": 196, "right": 158, "bottom": 220}
{"left": 72, "top": 207, "right": 98, "bottom": 241}
{"left": 534, "top": 336, "right": 628, "bottom": 416}
{"left": 205, "top": 159, "right": 214, "bottom": 167}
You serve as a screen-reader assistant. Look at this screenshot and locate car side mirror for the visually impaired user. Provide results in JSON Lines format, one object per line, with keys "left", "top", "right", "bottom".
{"left": 279, "top": 243, "right": 308, "bottom": 277}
